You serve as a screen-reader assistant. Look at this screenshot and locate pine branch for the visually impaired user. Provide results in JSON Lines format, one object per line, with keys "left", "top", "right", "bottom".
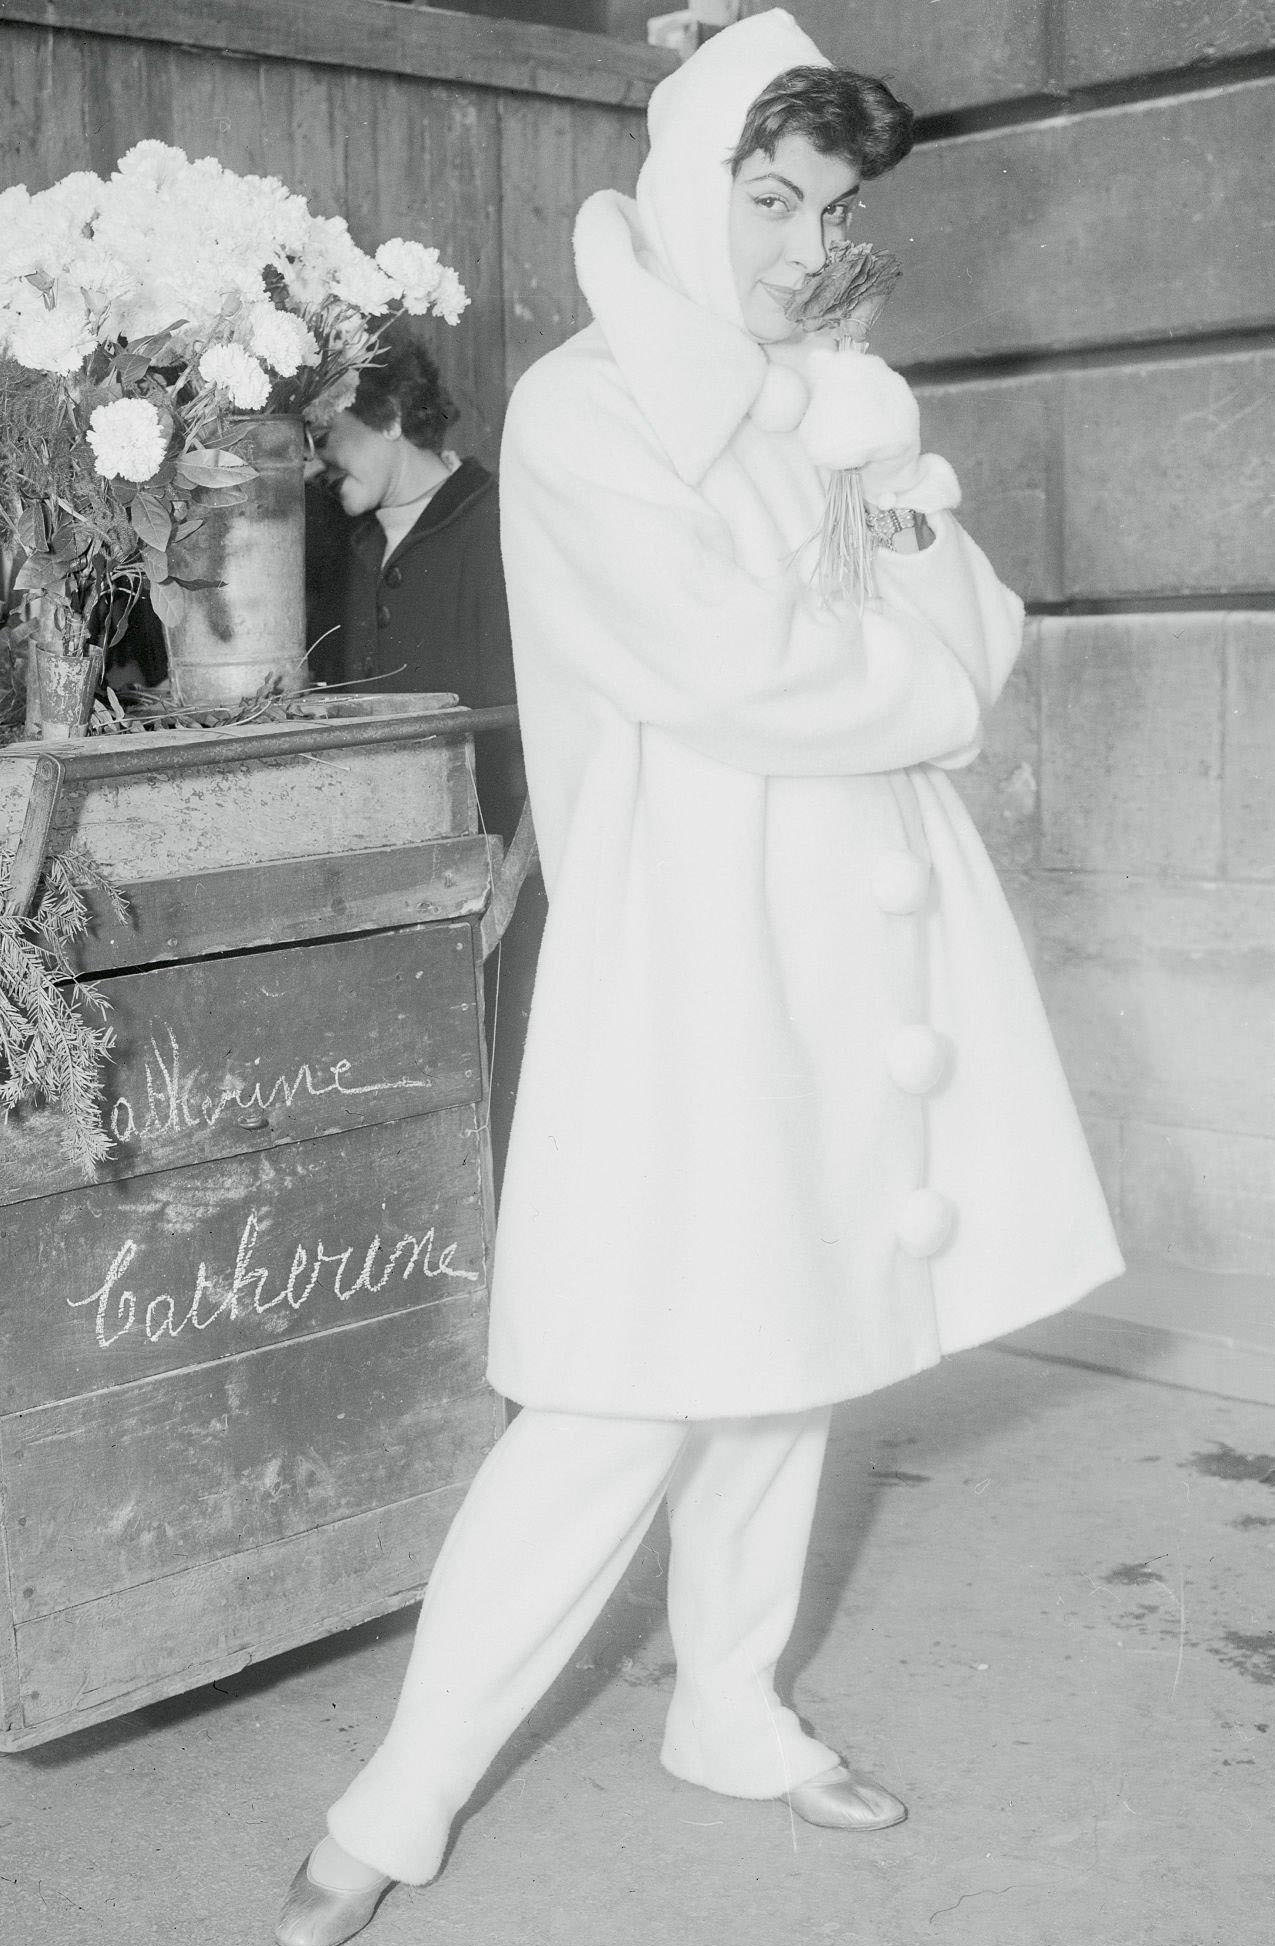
{"left": 0, "top": 840, "right": 128, "bottom": 1171}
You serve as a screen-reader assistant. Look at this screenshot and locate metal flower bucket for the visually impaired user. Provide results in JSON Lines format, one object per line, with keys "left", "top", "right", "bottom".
{"left": 35, "top": 644, "right": 103, "bottom": 740}
{"left": 163, "top": 414, "right": 307, "bottom": 709}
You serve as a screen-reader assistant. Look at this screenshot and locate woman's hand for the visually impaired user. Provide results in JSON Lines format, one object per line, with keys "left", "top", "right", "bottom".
{"left": 797, "top": 346, "right": 919, "bottom": 472}
{"left": 794, "top": 346, "right": 962, "bottom": 518}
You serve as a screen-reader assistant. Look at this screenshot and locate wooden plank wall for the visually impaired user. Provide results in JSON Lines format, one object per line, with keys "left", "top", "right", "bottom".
{"left": 763, "top": 0, "right": 1275, "bottom": 1296}
{"left": 0, "top": 0, "right": 668, "bottom": 466}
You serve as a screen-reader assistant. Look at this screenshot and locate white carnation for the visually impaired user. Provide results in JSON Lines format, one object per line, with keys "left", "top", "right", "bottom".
{"left": 5, "top": 289, "right": 95, "bottom": 374}
{"left": 329, "top": 233, "right": 396, "bottom": 315}
{"left": 283, "top": 216, "right": 348, "bottom": 308}
{"left": 113, "top": 141, "right": 189, "bottom": 192}
{"left": 245, "top": 302, "right": 319, "bottom": 376}
{"left": 61, "top": 235, "right": 132, "bottom": 318}
{"left": 95, "top": 147, "right": 311, "bottom": 349}
{"left": 37, "top": 170, "right": 104, "bottom": 231}
{"left": 375, "top": 238, "right": 442, "bottom": 315}
{"left": 87, "top": 397, "right": 169, "bottom": 482}
{"left": 1, "top": 176, "right": 107, "bottom": 292}
{"left": 199, "top": 342, "right": 272, "bottom": 410}
{"left": 432, "top": 265, "right": 470, "bottom": 327}
{"left": 234, "top": 173, "right": 312, "bottom": 262}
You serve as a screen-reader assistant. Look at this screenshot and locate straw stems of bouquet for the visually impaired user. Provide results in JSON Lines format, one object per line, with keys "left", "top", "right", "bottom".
{"left": 782, "top": 243, "right": 904, "bottom": 608}
{"left": 815, "top": 465, "right": 876, "bottom": 609}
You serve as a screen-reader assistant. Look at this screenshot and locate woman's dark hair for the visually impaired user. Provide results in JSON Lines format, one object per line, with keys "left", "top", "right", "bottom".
{"left": 730, "top": 65, "right": 914, "bottom": 181}
{"left": 351, "top": 327, "right": 459, "bottom": 453}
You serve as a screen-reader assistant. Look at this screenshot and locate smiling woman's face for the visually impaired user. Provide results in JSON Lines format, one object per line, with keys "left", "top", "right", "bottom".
{"left": 317, "top": 410, "right": 400, "bottom": 517}
{"left": 728, "top": 133, "right": 862, "bottom": 343}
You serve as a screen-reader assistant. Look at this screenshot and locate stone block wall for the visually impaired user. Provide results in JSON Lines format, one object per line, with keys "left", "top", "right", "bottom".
{"left": 972, "top": 616, "right": 1275, "bottom": 1279}
{"left": 758, "top": 1, "right": 1275, "bottom": 1290}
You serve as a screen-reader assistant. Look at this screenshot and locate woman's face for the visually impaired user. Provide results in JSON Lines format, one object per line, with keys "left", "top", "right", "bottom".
{"left": 316, "top": 410, "right": 400, "bottom": 517}
{"left": 728, "top": 133, "right": 862, "bottom": 343}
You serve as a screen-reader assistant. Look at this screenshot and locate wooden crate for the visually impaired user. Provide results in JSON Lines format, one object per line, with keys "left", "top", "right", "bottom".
{"left": 0, "top": 708, "right": 507, "bottom": 1749}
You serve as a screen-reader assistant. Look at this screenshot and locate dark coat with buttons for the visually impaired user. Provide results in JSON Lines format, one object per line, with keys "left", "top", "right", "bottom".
{"left": 307, "top": 458, "right": 523, "bottom": 842}
{"left": 306, "top": 457, "right": 544, "bottom": 1197}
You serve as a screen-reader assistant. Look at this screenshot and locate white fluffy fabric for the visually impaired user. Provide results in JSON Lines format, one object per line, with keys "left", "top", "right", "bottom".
{"left": 635, "top": 7, "right": 828, "bottom": 325}
{"left": 749, "top": 359, "right": 810, "bottom": 432}
{"left": 798, "top": 345, "right": 920, "bottom": 469}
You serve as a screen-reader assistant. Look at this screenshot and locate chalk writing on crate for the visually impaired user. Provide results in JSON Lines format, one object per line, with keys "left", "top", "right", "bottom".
{"left": 108, "top": 1025, "right": 433, "bottom": 1145}
{"left": 69, "top": 1209, "right": 480, "bottom": 1352}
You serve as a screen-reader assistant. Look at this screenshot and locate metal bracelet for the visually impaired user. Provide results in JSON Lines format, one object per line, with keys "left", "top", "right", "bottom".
{"left": 865, "top": 505, "right": 914, "bottom": 548}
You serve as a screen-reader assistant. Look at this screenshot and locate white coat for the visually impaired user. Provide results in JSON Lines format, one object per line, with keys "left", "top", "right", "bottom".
{"left": 488, "top": 11, "right": 1123, "bottom": 1419}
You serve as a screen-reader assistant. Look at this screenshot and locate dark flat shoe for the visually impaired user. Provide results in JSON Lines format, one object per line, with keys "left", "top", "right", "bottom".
{"left": 782, "top": 1763, "right": 908, "bottom": 1831}
{"left": 274, "top": 1851, "right": 394, "bottom": 1946}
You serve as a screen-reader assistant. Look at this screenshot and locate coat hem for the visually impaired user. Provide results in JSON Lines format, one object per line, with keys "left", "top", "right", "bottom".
{"left": 935, "top": 1248, "right": 1127, "bottom": 1359}
{"left": 485, "top": 1253, "right": 1127, "bottom": 1422}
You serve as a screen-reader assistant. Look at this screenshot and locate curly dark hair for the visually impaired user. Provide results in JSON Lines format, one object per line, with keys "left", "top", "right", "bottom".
{"left": 730, "top": 65, "right": 915, "bottom": 182}
{"left": 351, "top": 327, "right": 459, "bottom": 453}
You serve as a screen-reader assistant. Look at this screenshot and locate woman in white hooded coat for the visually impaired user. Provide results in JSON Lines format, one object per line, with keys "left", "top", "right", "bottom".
{"left": 276, "top": 15, "right": 1122, "bottom": 1943}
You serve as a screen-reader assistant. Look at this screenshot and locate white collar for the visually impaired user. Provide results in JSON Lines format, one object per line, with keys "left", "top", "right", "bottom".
{"left": 573, "top": 190, "right": 771, "bottom": 487}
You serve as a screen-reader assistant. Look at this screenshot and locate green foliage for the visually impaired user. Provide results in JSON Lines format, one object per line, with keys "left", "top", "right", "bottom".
{"left": 0, "top": 357, "right": 145, "bottom": 655}
{"left": 0, "top": 326, "right": 258, "bottom": 659}
{"left": 0, "top": 845, "right": 128, "bottom": 1170}
{"left": 0, "top": 622, "right": 26, "bottom": 732}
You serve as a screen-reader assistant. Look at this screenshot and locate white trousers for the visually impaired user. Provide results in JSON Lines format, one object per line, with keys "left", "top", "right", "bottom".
{"left": 327, "top": 1404, "right": 837, "bottom": 1882}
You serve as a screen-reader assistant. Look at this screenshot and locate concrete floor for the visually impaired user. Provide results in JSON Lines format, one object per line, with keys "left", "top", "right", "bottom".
{"left": 4, "top": 1347, "right": 1273, "bottom": 1946}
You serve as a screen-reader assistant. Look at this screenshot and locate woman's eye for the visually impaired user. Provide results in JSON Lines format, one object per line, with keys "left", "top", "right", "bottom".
{"left": 752, "top": 194, "right": 791, "bottom": 215}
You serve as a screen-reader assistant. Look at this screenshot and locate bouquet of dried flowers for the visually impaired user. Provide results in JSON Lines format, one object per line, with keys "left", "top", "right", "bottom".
{"left": 783, "top": 241, "right": 913, "bottom": 603}
{"left": 0, "top": 143, "right": 468, "bottom": 670}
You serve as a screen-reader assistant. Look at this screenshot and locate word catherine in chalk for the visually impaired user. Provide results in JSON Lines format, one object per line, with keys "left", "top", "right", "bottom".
{"left": 69, "top": 1209, "right": 479, "bottom": 1351}
{"left": 108, "top": 1024, "right": 433, "bottom": 1146}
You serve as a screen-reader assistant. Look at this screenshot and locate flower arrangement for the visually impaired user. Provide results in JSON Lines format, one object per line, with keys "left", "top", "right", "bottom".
{"left": 0, "top": 141, "right": 468, "bottom": 682}
{"left": 0, "top": 842, "right": 126, "bottom": 1168}
{"left": 783, "top": 241, "right": 912, "bottom": 603}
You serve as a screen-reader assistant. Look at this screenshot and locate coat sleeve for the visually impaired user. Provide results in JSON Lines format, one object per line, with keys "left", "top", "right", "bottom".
{"left": 500, "top": 357, "right": 988, "bottom": 780}
{"left": 874, "top": 513, "right": 1025, "bottom": 713}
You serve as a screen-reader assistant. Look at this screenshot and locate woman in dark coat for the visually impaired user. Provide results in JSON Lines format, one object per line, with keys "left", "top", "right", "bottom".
{"left": 307, "top": 334, "right": 542, "bottom": 1189}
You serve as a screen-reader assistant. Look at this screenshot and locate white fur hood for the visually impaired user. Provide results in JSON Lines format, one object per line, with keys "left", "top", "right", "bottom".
{"left": 573, "top": 8, "right": 828, "bottom": 484}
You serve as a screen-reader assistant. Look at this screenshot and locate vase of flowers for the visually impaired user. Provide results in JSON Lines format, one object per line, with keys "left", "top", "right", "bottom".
{"left": 0, "top": 142, "right": 468, "bottom": 712}
{"left": 0, "top": 355, "right": 147, "bottom": 736}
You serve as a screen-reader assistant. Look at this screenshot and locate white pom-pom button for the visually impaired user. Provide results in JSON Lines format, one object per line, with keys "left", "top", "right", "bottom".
{"left": 749, "top": 362, "right": 809, "bottom": 433}
{"left": 886, "top": 1025, "right": 951, "bottom": 1095}
{"left": 871, "top": 848, "right": 931, "bottom": 915}
{"left": 896, "top": 1188, "right": 955, "bottom": 1258}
